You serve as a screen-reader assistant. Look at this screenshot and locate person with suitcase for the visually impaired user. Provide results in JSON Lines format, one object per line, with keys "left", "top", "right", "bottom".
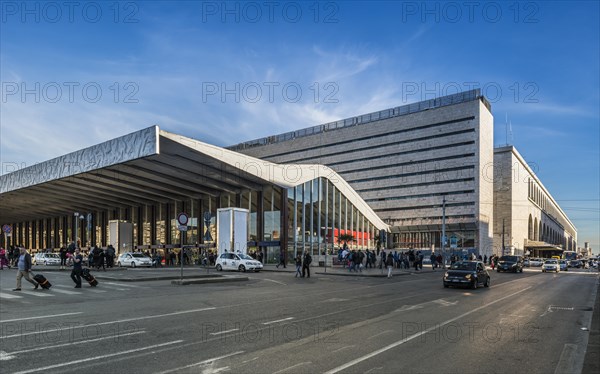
{"left": 13, "top": 247, "right": 39, "bottom": 291}
{"left": 70, "top": 248, "right": 83, "bottom": 288}
{"left": 33, "top": 273, "right": 52, "bottom": 289}
{"left": 81, "top": 268, "right": 98, "bottom": 287}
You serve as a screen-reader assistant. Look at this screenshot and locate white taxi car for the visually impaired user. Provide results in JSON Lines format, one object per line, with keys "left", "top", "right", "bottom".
{"left": 215, "top": 252, "right": 263, "bottom": 272}
{"left": 33, "top": 252, "right": 61, "bottom": 266}
{"left": 117, "top": 252, "right": 153, "bottom": 268}
{"left": 542, "top": 259, "right": 560, "bottom": 273}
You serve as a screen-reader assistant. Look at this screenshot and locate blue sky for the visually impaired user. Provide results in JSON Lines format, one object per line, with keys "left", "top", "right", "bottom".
{"left": 1, "top": 1, "right": 598, "bottom": 249}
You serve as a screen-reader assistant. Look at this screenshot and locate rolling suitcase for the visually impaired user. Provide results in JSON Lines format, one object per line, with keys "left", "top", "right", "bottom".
{"left": 33, "top": 274, "right": 52, "bottom": 289}
{"left": 81, "top": 268, "right": 98, "bottom": 287}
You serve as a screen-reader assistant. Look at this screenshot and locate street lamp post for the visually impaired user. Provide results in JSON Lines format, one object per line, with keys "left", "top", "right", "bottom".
{"left": 74, "top": 212, "right": 80, "bottom": 248}
{"left": 441, "top": 195, "right": 447, "bottom": 269}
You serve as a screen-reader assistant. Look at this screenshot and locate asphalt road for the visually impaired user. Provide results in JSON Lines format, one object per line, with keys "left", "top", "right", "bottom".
{"left": 0, "top": 267, "right": 598, "bottom": 374}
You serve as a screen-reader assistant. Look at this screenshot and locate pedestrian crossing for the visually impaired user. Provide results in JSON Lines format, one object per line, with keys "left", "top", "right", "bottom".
{"left": 0, "top": 278, "right": 148, "bottom": 302}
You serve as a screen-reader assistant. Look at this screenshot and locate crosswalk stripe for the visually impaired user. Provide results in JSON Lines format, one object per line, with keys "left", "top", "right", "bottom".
{"left": 87, "top": 289, "right": 107, "bottom": 293}
{"left": 50, "top": 289, "right": 83, "bottom": 295}
{"left": 0, "top": 292, "right": 23, "bottom": 299}
{"left": 16, "top": 290, "right": 54, "bottom": 297}
{"left": 103, "top": 282, "right": 142, "bottom": 288}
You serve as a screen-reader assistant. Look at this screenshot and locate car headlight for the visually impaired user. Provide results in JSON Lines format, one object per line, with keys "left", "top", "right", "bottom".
{"left": 465, "top": 274, "right": 471, "bottom": 279}
{"left": 444, "top": 272, "right": 449, "bottom": 278}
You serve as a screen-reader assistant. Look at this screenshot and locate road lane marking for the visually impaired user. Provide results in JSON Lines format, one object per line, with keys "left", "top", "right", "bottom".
{"left": 0, "top": 307, "right": 216, "bottom": 339}
{"left": 324, "top": 286, "right": 532, "bottom": 374}
{"left": 261, "top": 278, "right": 287, "bottom": 286}
{"left": 104, "top": 282, "right": 143, "bottom": 288}
{"left": 331, "top": 345, "right": 355, "bottom": 354}
{"left": 0, "top": 292, "right": 22, "bottom": 300}
{"left": 1, "top": 312, "right": 82, "bottom": 323}
{"left": 2, "top": 331, "right": 146, "bottom": 359}
{"left": 367, "top": 330, "right": 394, "bottom": 340}
{"left": 273, "top": 362, "right": 312, "bottom": 374}
{"left": 50, "top": 288, "right": 83, "bottom": 295}
{"left": 262, "top": 317, "right": 294, "bottom": 325}
{"left": 13, "top": 290, "right": 53, "bottom": 297}
{"left": 554, "top": 344, "right": 578, "bottom": 374}
{"left": 209, "top": 328, "right": 240, "bottom": 336}
{"left": 154, "top": 351, "right": 245, "bottom": 374}
{"left": 13, "top": 340, "right": 183, "bottom": 374}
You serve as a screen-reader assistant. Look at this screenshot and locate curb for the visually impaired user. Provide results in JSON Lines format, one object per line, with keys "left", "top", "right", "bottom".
{"left": 95, "top": 274, "right": 220, "bottom": 282}
{"left": 315, "top": 271, "right": 414, "bottom": 277}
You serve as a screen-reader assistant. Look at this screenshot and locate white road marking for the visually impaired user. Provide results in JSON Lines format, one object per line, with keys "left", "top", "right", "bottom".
{"left": 393, "top": 304, "right": 424, "bottom": 312}
{"left": 0, "top": 351, "right": 15, "bottom": 360}
{"left": 209, "top": 328, "right": 240, "bottom": 336}
{"left": 322, "top": 298, "right": 348, "bottom": 302}
{"left": 87, "top": 289, "right": 108, "bottom": 293}
{"left": 1, "top": 312, "right": 82, "bottom": 323}
{"left": 3, "top": 331, "right": 146, "bottom": 359}
{"left": 104, "top": 281, "right": 143, "bottom": 288}
{"left": 273, "top": 362, "right": 312, "bottom": 374}
{"left": 13, "top": 340, "right": 183, "bottom": 374}
{"left": 14, "top": 290, "right": 53, "bottom": 297}
{"left": 262, "top": 317, "right": 294, "bottom": 325}
{"left": 261, "top": 278, "right": 287, "bottom": 286}
{"left": 554, "top": 344, "right": 578, "bottom": 374}
{"left": 50, "top": 288, "right": 83, "bottom": 295}
{"left": 432, "top": 299, "right": 458, "bottom": 306}
{"left": 367, "top": 330, "right": 394, "bottom": 340}
{"left": 0, "top": 292, "right": 22, "bottom": 299}
{"left": 241, "top": 357, "right": 259, "bottom": 364}
{"left": 331, "top": 345, "right": 355, "bottom": 354}
{"left": 154, "top": 351, "right": 244, "bottom": 374}
{"left": 324, "top": 287, "right": 533, "bottom": 374}
{"left": 1, "top": 307, "right": 216, "bottom": 339}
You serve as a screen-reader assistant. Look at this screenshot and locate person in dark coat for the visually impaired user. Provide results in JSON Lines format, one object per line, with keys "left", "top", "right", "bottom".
{"left": 302, "top": 252, "right": 312, "bottom": 278}
{"left": 13, "top": 248, "right": 39, "bottom": 291}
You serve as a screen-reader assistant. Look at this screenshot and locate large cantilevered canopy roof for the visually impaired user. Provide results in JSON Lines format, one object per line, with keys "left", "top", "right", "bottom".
{"left": 1, "top": 126, "right": 388, "bottom": 230}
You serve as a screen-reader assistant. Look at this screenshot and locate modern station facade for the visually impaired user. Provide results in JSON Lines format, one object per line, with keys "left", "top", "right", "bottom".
{"left": 231, "top": 90, "right": 496, "bottom": 257}
{"left": 1, "top": 90, "right": 578, "bottom": 260}
{"left": 0, "top": 127, "right": 387, "bottom": 263}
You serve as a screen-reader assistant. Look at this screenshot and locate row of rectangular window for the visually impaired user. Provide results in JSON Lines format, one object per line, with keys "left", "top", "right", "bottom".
{"left": 347, "top": 165, "right": 475, "bottom": 184}
{"left": 365, "top": 190, "right": 475, "bottom": 203}
{"left": 338, "top": 152, "right": 475, "bottom": 176}
{"left": 257, "top": 116, "right": 476, "bottom": 160}
{"left": 355, "top": 178, "right": 475, "bottom": 193}
{"left": 374, "top": 202, "right": 476, "bottom": 212}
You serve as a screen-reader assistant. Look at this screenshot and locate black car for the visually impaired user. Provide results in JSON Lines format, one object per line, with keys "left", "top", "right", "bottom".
{"left": 496, "top": 255, "right": 524, "bottom": 273}
{"left": 443, "top": 261, "right": 490, "bottom": 289}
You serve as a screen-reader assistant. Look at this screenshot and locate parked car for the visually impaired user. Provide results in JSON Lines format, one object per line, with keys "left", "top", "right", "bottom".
{"left": 33, "top": 252, "right": 61, "bottom": 266}
{"left": 443, "top": 261, "right": 490, "bottom": 289}
{"left": 215, "top": 252, "right": 263, "bottom": 272}
{"left": 559, "top": 260, "right": 569, "bottom": 271}
{"left": 496, "top": 255, "right": 524, "bottom": 273}
{"left": 117, "top": 252, "right": 153, "bottom": 268}
{"left": 542, "top": 259, "right": 560, "bottom": 273}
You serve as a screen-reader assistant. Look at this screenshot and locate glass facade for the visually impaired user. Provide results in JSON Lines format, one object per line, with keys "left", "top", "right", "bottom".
{"left": 5, "top": 177, "right": 382, "bottom": 266}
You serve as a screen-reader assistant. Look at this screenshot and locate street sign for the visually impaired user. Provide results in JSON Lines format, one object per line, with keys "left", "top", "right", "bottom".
{"left": 450, "top": 235, "right": 458, "bottom": 248}
{"left": 177, "top": 212, "right": 189, "bottom": 226}
{"left": 2, "top": 225, "right": 11, "bottom": 234}
{"left": 178, "top": 225, "right": 188, "bottom": 232}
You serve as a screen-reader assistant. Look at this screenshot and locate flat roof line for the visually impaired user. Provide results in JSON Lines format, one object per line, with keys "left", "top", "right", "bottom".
{"left": 228, "top": 89, "right": 486, "bottom": 151}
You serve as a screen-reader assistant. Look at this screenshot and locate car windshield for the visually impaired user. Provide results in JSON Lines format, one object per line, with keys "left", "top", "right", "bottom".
{"left": 46, "top": 254, "right": 59, "bottom": 258}
{"left": 450, "top": 262, "right": 476, "bottom": 271}
{"left": 545, "top": 260, "right": 557, "bottom": 264}
{"left": 131, "top": 253, "right": 147, "bottom": 258}
{"left": 238, "top": 254, "right": 254, "bottom": 260}
{"left": 500, "top": 256, "right": 519, "bottom": 262}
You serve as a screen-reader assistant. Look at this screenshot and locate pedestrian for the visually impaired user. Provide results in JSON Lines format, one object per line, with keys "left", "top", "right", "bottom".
{"left": 430, "top": 253, "right": 437, "bottom": 270}
{"left": 0, "top": 247, "right": 9, "bottom": 270}
{"left": 59, "top": 245, "right": 67, "bottom": 270}
{"left": 13, "top": 247, "right": 39, "bottom": 291}
{"left": 484, "top": 254, "right": 488, "bottom": 265}
{"left": 386, "top": 252, "right": 394, "bottom": 278}
{"left": 276, "top": 248, "right": 286, "bottom": 268}
{"left": 302, "top": 251, "right": 312, "bottom": 278}
{"left": 70, "top": 248, "right": 83, "bottom": 288}
{"left": 295, "top": 254, "right": 302, "bottom": 277}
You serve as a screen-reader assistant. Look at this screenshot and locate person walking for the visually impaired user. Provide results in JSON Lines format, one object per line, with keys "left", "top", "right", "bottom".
{"left": 302, "top": 251, "right": 312, "bottom": 278}
{"left": 294, "top": 254, "right": 302, "bottom": 277}
{"left": 13, "top": 247, "right": 39, "bottom": 291}
{"left": 70, "top": 248, "right": 83, "bottom": 288}
{"left": 0, "top": 247, "right": 9, "bottom": 270}
{"left": 386, "top": 252, "right": 394, "bottom": 278}
{"left": 430, "top": 253, "right": 437, "bottom": 270}
{"left": 276, "top": 249, "right": 286, "bottom": 269}
{"left": 59, "top": 245, "right": 67, "bottom": 270}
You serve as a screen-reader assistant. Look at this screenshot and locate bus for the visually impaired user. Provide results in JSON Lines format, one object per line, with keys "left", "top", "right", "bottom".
{"left": 563, "top": 251, "right": 578, "bottom": 261}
